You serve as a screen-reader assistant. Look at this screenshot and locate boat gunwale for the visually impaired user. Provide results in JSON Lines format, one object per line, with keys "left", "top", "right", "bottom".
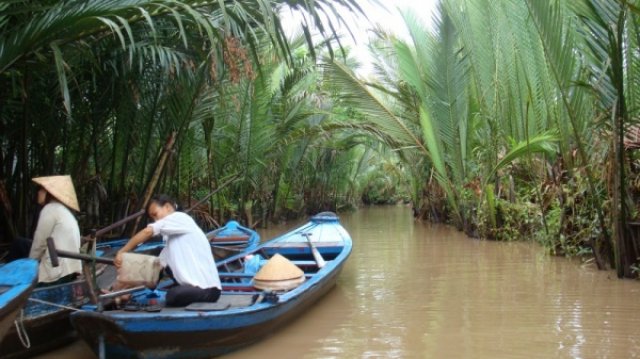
{"left": 0, "top": 259, "right": 38, "bottom": 310}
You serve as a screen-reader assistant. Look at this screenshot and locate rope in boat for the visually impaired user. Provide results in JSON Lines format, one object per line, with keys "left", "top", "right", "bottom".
{"left": 14, "top": 309, "right": 30, "bottom": 349}
{"left": 27, "top": 297, "right": 84, "bottom": 312}
{"left": 13, "top": 297, "right": 86, "bottom": 349}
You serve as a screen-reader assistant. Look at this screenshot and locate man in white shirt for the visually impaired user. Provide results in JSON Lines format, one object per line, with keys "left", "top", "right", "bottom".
{"left": 115, "top": 194, "right": 221, "bottom": 307}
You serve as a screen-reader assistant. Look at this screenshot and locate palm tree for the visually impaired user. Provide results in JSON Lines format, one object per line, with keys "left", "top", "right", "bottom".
{"left": 324, "top": 2, "right": 559, "bottom": 236}
{"left": 0, "top": 0, "right": 365, "bottom": 239}
{"left": 567, "top": 0, "right": 640, "bottom": 276}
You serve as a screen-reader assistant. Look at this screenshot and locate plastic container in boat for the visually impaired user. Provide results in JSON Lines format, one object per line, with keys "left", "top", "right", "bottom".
{"left": 117, "top": 252, "right": 162, "bottom": 287}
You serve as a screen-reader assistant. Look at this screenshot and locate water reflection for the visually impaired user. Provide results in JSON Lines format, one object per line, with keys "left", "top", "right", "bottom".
{"left": 39, "top": 206, "right": 640, "bottom": 358}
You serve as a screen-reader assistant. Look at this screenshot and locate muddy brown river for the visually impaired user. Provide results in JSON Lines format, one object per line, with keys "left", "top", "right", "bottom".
{"left": 37, "top": 206, "right": 640, "bottom": 358}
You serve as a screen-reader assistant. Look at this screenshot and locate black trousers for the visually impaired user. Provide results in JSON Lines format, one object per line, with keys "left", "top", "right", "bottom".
{"left": 163, "top": 266, "right": 221, "bottom": 307}
{"left": 165, "top": 285, "right": 221, "bottom": 307}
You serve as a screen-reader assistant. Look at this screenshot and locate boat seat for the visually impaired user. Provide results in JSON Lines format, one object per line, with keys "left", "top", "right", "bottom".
{"left": 290, "top": 260, "right": 325, "bottom": 267}
{"left": 219, "top": 272, "right": 255, "bottom": 278}
{"left": 209, "top": 234, "right": 250, "bottom": 243}
{"left": 221, "top": 283, "right": 255, "bottom": 291}
{"left": 210, "top": 240, "right": 249, "bottom": 246}
{"left": 219, "top": 272, "right": 313, "bottom": 279}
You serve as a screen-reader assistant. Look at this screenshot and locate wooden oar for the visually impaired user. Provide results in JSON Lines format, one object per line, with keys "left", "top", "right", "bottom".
{"left": 47, "top": 237, "right": 114, "bottom": 267}
{"left": 300, "top": 232, "right": 326, "bottom": 269}
{"left": 83, "top": 209, "right": 146, "bottom": 243}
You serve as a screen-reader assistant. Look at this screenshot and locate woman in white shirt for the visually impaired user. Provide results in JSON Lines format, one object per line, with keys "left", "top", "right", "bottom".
{"left": 115, "top": 194, "right": 221, "bottom": 307}
{"left": 29, "top": 175, "right": 82, "bottom": 285}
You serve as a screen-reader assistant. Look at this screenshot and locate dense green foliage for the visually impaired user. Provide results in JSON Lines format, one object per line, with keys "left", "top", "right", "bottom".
{"left": 3, "top": 0, "right": 640, "bottom": 278}
{"left": 0, "top": 0, "right": 372, "bottom": 241}
{"left": 326, "top": 0, "right": 640, "bottom": 277}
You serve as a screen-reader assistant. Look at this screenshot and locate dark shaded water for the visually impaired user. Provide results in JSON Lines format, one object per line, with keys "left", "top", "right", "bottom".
{"left": 38, "top": 206, "right": 640, "bottom": 358}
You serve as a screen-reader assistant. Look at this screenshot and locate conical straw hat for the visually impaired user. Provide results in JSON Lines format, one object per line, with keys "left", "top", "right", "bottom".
{"left": 32, "top": 175, "right": 80, "bottom": 212}
{"left": 253, "top": 253, "right": 304, "bottom": 281}
{"left": 254, "top": 275, "right": 305, "bottom": 291}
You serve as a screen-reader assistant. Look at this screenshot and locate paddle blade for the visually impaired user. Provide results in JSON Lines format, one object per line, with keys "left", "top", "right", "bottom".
{"left": 302, "top": 233, "right": 326, "bottom": 269}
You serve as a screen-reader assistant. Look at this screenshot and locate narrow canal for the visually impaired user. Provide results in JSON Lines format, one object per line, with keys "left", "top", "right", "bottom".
{"left": 38, "top": 206, "right": 640, "bottom": 358}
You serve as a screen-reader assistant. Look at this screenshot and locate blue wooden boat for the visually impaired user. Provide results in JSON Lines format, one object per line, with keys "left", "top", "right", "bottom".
{"left": 0, "top": 273, "right": 90, "bottom": 358}
{"left": 0, "top": 259, "right": 38, "bottom": 342}
{"left": 70, "top": 212, "right": 352, "bottom": 358}
{"left": 0, "top": 219, "right": 257, "bottom": 358}
{"left": 206, "top": 220, "right": 261, "bottom": 259}
{"left": 92, "top": 220, "right": 260, "bottom": 289}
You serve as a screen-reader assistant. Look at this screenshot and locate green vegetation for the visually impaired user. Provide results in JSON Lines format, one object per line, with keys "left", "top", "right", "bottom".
{"left": 326, "top": 0, "right": 640, "bottom": 277}
{"left": 0, "top": 0, "right": 368, "bottom": 238}
{"left": 2, "top": 0, "right": 640, "bottom": 278}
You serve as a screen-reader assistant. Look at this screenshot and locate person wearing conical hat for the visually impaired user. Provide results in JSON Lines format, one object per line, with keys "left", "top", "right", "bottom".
{"left": 29, "top": 175, "right": 82, "bottom": 284}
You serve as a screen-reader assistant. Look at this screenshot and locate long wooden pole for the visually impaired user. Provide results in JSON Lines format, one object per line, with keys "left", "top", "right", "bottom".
{"left": 81, "top": 209, "right": 145, "bottom": 244}
{"left": 48, "top": 237, "right": 114, "bottom": 266}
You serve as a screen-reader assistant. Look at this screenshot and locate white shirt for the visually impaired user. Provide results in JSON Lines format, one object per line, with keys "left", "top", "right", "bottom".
{"left": 149, "top": 212, "right": 220, "bottom": 289}
{"left": 29, "top": 201, "right": 82, "bottom": 283}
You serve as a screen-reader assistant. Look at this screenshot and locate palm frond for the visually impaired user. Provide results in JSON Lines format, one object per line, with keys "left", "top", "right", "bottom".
{"left": 322, "top": 59, "right": 428, "bottom": 154}
{"left": 489, "top": 133, "right": 558, "bottom": 180}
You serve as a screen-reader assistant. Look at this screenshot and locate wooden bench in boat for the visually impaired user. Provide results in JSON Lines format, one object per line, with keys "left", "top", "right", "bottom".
{"left": 209, "top": 234, "right": 250, "bottom": 243}
{"left": 210, "top": 240, "right": 249, "bottom": 247}
{"left": 221, "top": 283, "right": 256, "bottom": 292}
{"left": 290, "top": 260, "right": 320, "bottom": 267}
{"left": 219, "top": 272, "right": 314, "bottom": 279}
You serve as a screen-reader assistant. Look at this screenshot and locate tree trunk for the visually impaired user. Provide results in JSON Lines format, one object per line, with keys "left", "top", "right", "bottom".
{"left": 129, "top": 131, "right": 177, "bottom": 235}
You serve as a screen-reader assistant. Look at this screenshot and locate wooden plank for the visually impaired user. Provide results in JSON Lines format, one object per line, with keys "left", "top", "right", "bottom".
{"left": 219, "top": 272, "right": 313, "bottom": 279}
{"left": 290, "top": 260, "right": 320, "bottom": 267}
{"left": 221, "top": 283, "right": 255, "bottom": 292}
{"left": 210, "top": 241, "right": 249, "bottom": 246}
{"left": 210, "top": 235, "right": 250, "bottom": 243}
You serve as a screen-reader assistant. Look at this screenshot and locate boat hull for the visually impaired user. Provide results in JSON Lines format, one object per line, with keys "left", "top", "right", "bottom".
{"left": 0, "top": 305, "right": 22, "bottom": 343}
{"left": 0, "top": 279, "right": 89, "bottom": 358}
{"left": 0, "top": 259, "right": 38, "bottom": 343}
{"left": 73, "top": 264, "right": 344, "bottom": 358}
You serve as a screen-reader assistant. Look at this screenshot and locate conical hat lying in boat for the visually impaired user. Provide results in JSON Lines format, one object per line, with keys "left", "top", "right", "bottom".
{"left": 253, "top": 253, "right": 305, "bottom": 291}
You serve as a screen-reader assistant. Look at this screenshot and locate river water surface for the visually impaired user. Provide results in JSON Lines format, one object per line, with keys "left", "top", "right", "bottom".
{"left": 38, "top": 206, "right": 640, "bottom": 358}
